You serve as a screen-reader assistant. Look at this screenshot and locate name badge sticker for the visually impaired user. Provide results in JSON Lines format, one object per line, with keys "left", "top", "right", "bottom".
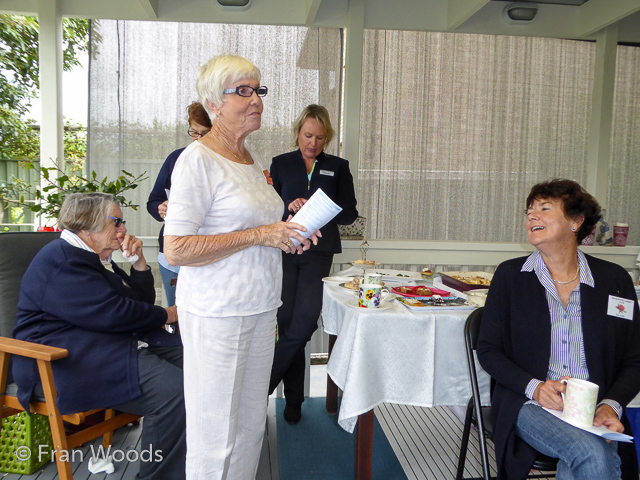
{"left": 607, "top": 295, "right": 635, "bottom": 320}
{"left": 319, "top": 170, "right": 334, "bottom": 177}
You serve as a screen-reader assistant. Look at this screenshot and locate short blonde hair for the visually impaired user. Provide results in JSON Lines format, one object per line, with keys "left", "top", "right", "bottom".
{"left": 293, "top": 104, "right": 336, "bottom": 148}
{"left": 58, "top": 193, "right": 120, "bottom": 234}
{"left": 196, "top": 54, "right": 261, "bottom": 122}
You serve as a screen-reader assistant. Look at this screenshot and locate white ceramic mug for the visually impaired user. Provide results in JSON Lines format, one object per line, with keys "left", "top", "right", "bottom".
{"left": 358, "top": 283, "right": 390, "bottom": 308}
{"left": 363, "top": 272, "right": 383, "bottom": 285}
{"left": 561, "top": 378, "right": 599, "bottom": 428}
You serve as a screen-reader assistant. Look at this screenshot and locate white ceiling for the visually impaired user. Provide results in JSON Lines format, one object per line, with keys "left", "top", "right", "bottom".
{"left": 2, "top": 0, "right": 640, "bottom": 43}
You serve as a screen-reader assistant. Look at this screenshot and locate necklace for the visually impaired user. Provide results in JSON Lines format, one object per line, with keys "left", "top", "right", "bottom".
{"left": 552, "top": 265, "right": 580, "bottom": 285}
{"left": 208, "top": 132, "right": 248, "bottom": 164}
{"left": 227, "top": 148, "right": 247, "bottom": 164}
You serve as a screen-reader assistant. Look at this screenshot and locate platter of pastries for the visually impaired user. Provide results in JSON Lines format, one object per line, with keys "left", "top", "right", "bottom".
{"left": 391, "top": 285, "right": 450, "bottom": 298}
{"left": 350, "top": 259, "right": 376, "bottom": 268}
{"left": 439, "top": 271, "right": 493, "bottom": 291}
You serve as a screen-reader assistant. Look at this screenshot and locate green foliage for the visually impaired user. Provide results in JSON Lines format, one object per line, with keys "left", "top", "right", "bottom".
{"left": 0, "top": 15, "right": 91, "bottom": 160}
{"left": 0, "top": 160, "right": 147, "bottom": 219}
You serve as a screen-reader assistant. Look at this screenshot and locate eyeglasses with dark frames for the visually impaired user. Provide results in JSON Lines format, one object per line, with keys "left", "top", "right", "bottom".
{"left": 222, "top": 85, "right": 268, "bottom": 98}
{"left": 108, "top": 216, "right": 126, "bottom": 228}
{"left": 187, "top": 128, "right": 211, "bottom": 139}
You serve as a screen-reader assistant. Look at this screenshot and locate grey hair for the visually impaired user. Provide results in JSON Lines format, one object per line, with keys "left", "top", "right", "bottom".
{"left": 58, "top": 193, "right": 120, "bottom": 233}
{"left": 196, "top": 53, "right": 261, "bottom": 122}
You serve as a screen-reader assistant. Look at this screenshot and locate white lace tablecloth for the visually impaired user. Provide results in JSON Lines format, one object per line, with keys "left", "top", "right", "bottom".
{"left": 323, "top": 277, "right": 490, "bottom": 433}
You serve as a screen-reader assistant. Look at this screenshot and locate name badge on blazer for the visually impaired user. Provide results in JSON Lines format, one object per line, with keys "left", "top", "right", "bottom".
{"left": 607, "top": 295, "right": 635, "bottom": 320}
{"left": 319, "top": 170, "right": 334, "bottom": 177}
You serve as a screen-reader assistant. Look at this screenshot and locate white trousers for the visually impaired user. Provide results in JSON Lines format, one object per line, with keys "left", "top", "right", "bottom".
{"left": 179, "top": 308, "right": 276, "bottom": 480}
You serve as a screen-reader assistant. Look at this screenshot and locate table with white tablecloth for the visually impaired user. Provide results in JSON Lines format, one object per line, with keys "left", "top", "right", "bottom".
{"left": 322, "top": 273, "right": 489, "bottom": 479}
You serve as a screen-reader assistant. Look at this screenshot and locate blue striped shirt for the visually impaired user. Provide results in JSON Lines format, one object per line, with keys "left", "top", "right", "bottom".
{"left": 521, "top": 250, "right": 622, "bottom": 418}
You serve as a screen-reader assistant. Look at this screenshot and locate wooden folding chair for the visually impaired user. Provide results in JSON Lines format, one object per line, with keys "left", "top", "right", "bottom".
{"left": 0, "top": 232, "right": 140, "bottom": 480}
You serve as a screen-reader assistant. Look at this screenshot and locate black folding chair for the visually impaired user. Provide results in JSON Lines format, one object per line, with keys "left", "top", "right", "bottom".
{"left": 455, "top": 307, "right": 557, "bottom": 480}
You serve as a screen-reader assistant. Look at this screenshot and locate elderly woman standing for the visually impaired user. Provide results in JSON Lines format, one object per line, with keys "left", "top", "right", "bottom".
{"left": 13, "top": 193, "right": 185, "bottom": 480}
{"left": 268, "top": 104, "right": 358, "bottom": 424}
{"left": 477, "top": 179, "right": 640, "bottom": 480}
{"left": 163, "top": 54, "right": 316, "bottom": 479}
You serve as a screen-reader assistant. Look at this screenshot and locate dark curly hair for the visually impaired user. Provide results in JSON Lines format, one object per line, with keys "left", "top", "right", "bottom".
{"left": 526, "top": 179, "right": 601, "bottom": 244}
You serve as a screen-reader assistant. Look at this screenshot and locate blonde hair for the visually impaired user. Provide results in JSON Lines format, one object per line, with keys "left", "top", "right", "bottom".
{"left": 196, "top": 54, "right": 261, "bottom": 122}
{"left": 58, "top": 193, "right": 120, "bottom": 234}
{"left": 292, "top": 104, "right": 336, "bottom": 148}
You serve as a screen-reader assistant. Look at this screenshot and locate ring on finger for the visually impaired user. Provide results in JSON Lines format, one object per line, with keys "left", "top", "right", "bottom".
{"left": 283, "top": 239, "right": 292, "bottom": 246}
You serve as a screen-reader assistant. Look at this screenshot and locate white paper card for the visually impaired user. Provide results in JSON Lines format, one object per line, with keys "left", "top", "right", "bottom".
{"left": 288, "top": 188, "right": 342, "bottom": 247}
{"left": 607, "top": 295, "right": 635, "bottom": 320}
{"left": 542, "top": 407, "right": 634, "bottom": 443}
{"left": 319, "top": 170, "right": 334, "bottom": 176}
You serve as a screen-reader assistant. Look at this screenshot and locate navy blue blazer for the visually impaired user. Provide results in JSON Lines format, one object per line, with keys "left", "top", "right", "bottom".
{"left": 146, "top": 147, "right": 185, "bottom": 252}
{"left": 477, "top": 254, "right": 640, "bottom": 480}
{"left": 12, "top": 239, "right": 181, "bottom": 415}
{"left": 270, "top": 149, "right": 358, "bottom": 254}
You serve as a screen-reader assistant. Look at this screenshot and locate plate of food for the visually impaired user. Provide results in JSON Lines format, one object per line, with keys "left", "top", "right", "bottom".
{"left": 339, "top": 278, "right": 362, "bottom": 292}
{"left": 338, "top": 277, "right": 387, "bottom": 292}
{"left": 392, "top": 285, "right": 451, "bottom": 298}
{"left": 349, "top": 259, "right": 377, "bottom": 269}
{"left": 439, "top": 271, "right": 493, "bottom": 291}
{"left": 322, "top": 275, "right": 354, "bottom": 284}
{"left": 396, "top": 296, "right": 476, "bottom": 311}
{"left": 367, "top": 269, "right": 422, "bottom": 280}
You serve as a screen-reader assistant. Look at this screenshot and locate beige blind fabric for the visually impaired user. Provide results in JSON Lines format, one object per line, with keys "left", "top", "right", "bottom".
{"left": 88, "top": 20, "right": 343, "bottom": 237}
{"left": 607, "top": 45, "right": 640, "bottom": 245}
{"left": 359, "top": 30, "right": 595, "bottom": 242}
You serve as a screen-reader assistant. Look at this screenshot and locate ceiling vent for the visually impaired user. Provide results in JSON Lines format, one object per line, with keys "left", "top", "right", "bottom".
{"left": 494, "top": 0, "right": 589, "bottom": 5}
{"left": 504, "top": 2, "right": 538, "bottom": 22}
{"left": 217, "top": 0, "right": 251, "bottom": 9}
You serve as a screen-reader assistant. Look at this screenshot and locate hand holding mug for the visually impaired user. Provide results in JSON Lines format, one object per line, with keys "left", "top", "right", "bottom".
{"left": 561, "top": 378, "right": 599, "bottom": 428}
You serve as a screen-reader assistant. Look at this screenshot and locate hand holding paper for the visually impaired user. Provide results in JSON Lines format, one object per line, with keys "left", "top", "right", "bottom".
{"left": 288, "top": 188, "right": 342, "bottom": 247}
{"left": 542, "top": 407, "right": 634, "bottom": 443}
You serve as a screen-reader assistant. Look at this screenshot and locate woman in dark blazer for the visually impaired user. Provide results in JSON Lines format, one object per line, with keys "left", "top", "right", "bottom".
{"left": 477, "top": 179, "right": 640, "bottom": 480}
{"left": 13, "top": 192, "right": 185, "bottom": 480}
{"left": 268, "top": 104, "right": 358, "bottom": 423}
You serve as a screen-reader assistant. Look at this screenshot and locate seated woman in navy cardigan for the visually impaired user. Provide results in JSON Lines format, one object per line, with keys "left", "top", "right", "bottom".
{"left": 477, "top": 179, "right": 640, "bottom": 480}
{"left": 12, "top": 192, "right": 186, "bottom": 480}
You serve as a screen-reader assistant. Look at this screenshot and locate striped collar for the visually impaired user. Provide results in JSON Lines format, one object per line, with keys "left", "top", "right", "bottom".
{"left": 521, "top": 249, "right": 594, "bottom": 288}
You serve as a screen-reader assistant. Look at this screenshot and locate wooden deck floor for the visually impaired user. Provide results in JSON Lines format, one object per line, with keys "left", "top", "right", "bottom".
{"left": 2, "top": 366, "right": 556, "bottom": 480}
{"left": 1, "top": 421, "right": 144, "bottom": 480}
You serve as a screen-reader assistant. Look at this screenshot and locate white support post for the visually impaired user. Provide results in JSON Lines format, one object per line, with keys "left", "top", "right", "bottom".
{"left": 586, "top": 24, "right": 618, "bottom": 209}
{"left": 341, "top": 0, "right": 365, "bottom": 192}
{"left": 37, "top": 0, "right": 64, "bottom": 228}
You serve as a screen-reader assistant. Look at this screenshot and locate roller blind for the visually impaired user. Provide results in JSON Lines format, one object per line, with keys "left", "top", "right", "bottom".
{"left": 359, "top": 30, "right": 596, "bottom": 243}
{"left": 88, "top": 20, "right": 343, "bottom": 237}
